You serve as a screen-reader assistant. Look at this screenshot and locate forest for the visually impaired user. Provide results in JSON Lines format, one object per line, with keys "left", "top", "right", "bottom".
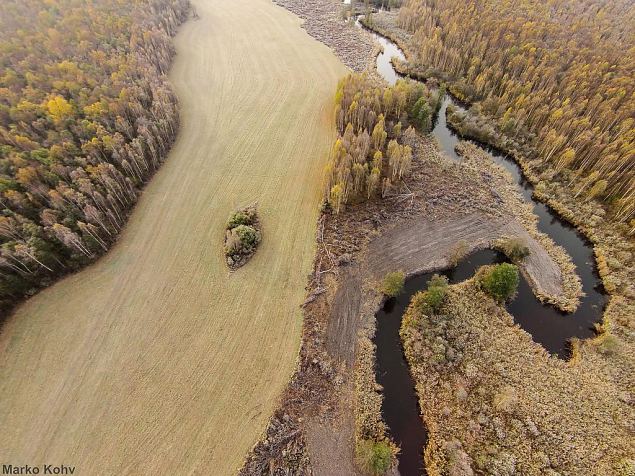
{"left": 326, "top": 74, "right": 442, "bottom": 211}
{"left": 0, "top": 0, "right": 190, "bottom": 314}
{"left": 397, "top": 0, "right": 634, "bottom": 222}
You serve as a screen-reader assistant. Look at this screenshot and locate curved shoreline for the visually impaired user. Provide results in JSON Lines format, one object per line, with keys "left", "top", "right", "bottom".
{"left": 358, "top": 11, "right": 632, "bottom": 476}
{"left": 240, "top": 4, "right": 632, "bottom": 476}
{"left": 360, "top": 12, "right": 619, "bottom": 321}
{"left": 357, "top": 10, "right": 606, "bottom": 352}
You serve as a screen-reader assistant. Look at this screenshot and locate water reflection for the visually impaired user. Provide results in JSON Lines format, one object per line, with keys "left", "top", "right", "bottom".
{"left": 359, "top": 18, "right": 607, "bottom": 476}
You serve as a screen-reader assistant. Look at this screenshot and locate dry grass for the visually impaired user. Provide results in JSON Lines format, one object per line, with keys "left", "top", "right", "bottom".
{"left": 402, "top": 280, "right": 634, "bottom": 476}
{"left": 0, "top": 0, "right": 346, "bottom": 474}
{"left": 457, "top": 141, "right": 582, "bottom": 311}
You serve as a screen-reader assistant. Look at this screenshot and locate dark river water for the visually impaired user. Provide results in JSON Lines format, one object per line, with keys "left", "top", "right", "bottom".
{"left": 358, "top": 18, "right": 607, "bottom": 476}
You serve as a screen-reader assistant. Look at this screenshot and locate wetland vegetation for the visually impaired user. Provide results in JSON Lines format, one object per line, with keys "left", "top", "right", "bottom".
{"left": 356, "top": 5, "right": 634, "bottom": 475}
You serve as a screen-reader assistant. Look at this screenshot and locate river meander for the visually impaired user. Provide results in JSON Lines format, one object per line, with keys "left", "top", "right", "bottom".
{"left": 360, "top": 17, "right": 607, "bottom": 475}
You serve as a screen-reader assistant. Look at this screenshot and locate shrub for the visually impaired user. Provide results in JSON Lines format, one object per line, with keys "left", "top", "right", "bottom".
{"left": 382, "top": 271, "right": 405, "bottom": 297}
{"left": 234, "top": 225, "right": 259, "bottom": 248}
{"left": 425, "top": 286, "right": 446, "bottom": 311}
{"left": 449, "top": 240, "right": 469, "bottom": 266}
{"left": 225, "top": 231, "right": 240, "bottom": 256}
{"left": 426, "top": 274, "right": 448, "bottom": 311}
{"left": 223, "top": 205, "right": 261, "bottom": 267}
{"left": 497, "top": 237, "right": 530, "bottom": 263}
{"left": 224, "top": 225, "right": 260, "bottom": 256}
{"left": 356, "top": 439, "right": 394, "bottom": 476}
{"left": 479, "top": 263, "right": 519, "bottom": 303}
{"left": 226, "top": 210, "right": 254, "bottom": 229}
{"left": 413, "top": 274, "right": 448, "bottom": 314}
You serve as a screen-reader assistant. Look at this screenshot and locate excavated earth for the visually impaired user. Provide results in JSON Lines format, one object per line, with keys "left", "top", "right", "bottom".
{"left": 241, "top": 104, "right": 572, "bottom": 474}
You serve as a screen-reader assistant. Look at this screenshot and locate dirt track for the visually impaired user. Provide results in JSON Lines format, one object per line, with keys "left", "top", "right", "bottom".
{"left": 368, "top": 212, "right": 565, "bottom": 300}
{"left": 0, "top": 1, "right": 346, "bottom": 474}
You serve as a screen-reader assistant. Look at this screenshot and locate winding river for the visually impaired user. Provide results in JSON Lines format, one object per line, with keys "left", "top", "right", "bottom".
{"left": 359, "top": 17, "right": 607, "bottom": 476}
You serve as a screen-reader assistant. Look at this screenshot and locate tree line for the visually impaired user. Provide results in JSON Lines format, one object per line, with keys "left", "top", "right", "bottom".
{"left": 0, "top": 0, "right": 190, "bottom": 314}
{"left": 326, "top": 73, "right": 443, "bottom": 212}
{"left": 397, "top": 0, "right": 634, "bottom": 222}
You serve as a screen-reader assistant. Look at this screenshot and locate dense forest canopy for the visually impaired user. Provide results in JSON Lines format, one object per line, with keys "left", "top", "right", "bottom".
{"left": 398, "top": 0, "right": 635, "bottom": 221}
{"left": 0, "top": 0, "right": 189, "bottom": 313}
{"left": 326, "top": 74, "right": 443, "bottom": 212}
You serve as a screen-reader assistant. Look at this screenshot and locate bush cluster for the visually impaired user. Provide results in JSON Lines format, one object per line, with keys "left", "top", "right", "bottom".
{"left": 355, "top": 439, "right": 394, "bottom": 476}
{"left": 412, "top": 273, "right": 449, "bottom": 314}
{"left": 381, "top": 271, "right": 405, "bottom": 297}
{"left": 226, "top": 210, "right": 255, "bottom": 229}
{"left": 479, "top": 263, "right": 519, "bottom": 303}
{"left": 224, "top": 207, "right": 261, "bottom": 266}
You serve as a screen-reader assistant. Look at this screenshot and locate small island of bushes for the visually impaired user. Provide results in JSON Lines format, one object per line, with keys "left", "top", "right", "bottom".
{"left": 224, "top": 205, "right": 261, "bottom": 269}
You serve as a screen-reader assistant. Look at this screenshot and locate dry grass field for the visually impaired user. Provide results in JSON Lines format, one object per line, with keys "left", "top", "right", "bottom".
{"left": 0, "top": 0, "right": 346, "bottom": 474}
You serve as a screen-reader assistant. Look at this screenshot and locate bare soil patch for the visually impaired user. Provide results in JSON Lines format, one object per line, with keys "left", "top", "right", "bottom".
{"left": 367, "top": 211, "right": 567, "bottom": 303}
{"left": 305, "top": 392, "right": 364, "bottom": 476}
{"left": 325, "top": 264, "right": 363, "bottom": 367}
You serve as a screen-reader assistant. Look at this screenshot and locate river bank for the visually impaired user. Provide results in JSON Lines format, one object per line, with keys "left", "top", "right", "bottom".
{"left": 366, "top": 9, "right": 633, "bottom": 325}
{"left": 365, "top": 2, "right": 633, "bottom": 373}
{"left": 362, "top": 7, "right": 635, "bottom": 475}
{"left": 402, "top": 279, "right": 633, "bottom": 475}
{"left": 239, "top": 77, "right": 577, "bottom": 476}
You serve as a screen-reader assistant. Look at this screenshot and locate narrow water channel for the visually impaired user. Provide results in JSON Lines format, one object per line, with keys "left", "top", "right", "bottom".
{"left": 357, "top": 17, "right": 607, "bottom": 476}
{"left": 376, "top": 250, "right": 506, "bottom": 476}
{"left": 435, "top": 96, "right": 607, "bottom": 356}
